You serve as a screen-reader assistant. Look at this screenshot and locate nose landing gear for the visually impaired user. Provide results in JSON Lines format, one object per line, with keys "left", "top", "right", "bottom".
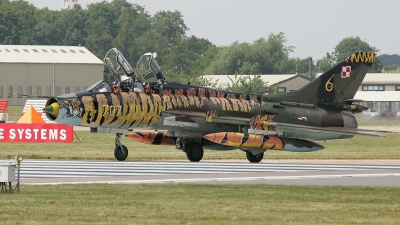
{"left": 114, "top": 133, "right": 128, "bottom": 161}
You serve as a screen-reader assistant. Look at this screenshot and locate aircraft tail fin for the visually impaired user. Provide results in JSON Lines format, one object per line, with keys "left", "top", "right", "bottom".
{"left": 266, "top": 52, "right": 377, "bottom": 105}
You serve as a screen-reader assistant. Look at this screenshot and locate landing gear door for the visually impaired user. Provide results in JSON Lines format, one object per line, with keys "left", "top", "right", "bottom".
{"left": 104, "top": 48, "right": 135, "bottom": 78}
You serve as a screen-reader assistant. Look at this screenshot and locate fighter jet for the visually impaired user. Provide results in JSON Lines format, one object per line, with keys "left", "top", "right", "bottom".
{"left": 43, "top": 48, "right": 385, "bottom": 163}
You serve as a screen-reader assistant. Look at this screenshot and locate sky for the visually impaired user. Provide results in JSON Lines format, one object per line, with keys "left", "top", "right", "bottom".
{"left": 25, "top": 0, "right": 400, "bottom": 60}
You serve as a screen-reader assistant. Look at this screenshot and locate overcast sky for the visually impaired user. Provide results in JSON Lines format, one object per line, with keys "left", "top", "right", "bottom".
{"left": 25, "top": 0, "right": 400, "bottom": 60}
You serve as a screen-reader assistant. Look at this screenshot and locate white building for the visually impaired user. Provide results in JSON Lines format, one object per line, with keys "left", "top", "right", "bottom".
{"left": 0, "top": 45, "right": 104, "bottom": 105}
{"left": 354, "top": 73, "right": 400, "bottom": 111}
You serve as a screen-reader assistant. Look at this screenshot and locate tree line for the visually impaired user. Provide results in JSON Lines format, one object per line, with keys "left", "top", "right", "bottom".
{"left": 0, "top": 0, "right": 393, "bottom": 94}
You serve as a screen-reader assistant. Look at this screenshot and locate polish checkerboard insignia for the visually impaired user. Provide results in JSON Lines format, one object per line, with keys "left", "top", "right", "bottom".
{"left": 341, "top": 66, "right": 351, "bottom": 78}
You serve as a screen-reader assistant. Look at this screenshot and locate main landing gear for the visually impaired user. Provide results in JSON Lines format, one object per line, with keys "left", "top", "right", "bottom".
{"left": 114, "top": 133, "right": 128, "bottom": 161}
{"left": 176, "top": 138, "right": 204, "bottom": 162}
{"left": 246, "top": 151, "right": 264, "bottom": 163}
{"left": 185, "top": 142, "right": 204, "bottom": 162}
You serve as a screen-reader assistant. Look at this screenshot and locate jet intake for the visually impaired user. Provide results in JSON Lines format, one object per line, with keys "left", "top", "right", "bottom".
{"left": 43, "top": 98, "right": 59, "bottom": 121}
{"left": 204, "top": 132, "right": 323, "bottom": 152}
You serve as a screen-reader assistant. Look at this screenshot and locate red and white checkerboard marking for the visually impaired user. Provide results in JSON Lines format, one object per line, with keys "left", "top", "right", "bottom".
{"left": 297, "top": 116, "right": 307, "bottom": 121}
{"left": 341, "top": 66, "right": 351, "bottom": 78}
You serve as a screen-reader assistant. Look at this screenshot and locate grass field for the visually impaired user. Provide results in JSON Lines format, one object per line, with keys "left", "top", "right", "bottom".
{"left": 3, "top": 105, "right": 23, "bottom": 122}
{"left": 2, "top": 107, "right": 400, "bottom": 225}
{"left": 1, "top": 131, "right": 400, "bottom": 160}
{"left": 1, "top": 184, "right": 400, "bottom": 224}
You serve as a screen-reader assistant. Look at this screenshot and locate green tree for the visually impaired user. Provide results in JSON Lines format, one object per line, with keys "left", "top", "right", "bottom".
{"left": 252, "top": 33, "right": 294, "bottom": 74}
{"left": 332, "top": 37, "right": 378, "bottom": 62}
{"left": 150, "top": 10, "right": 188, "bottom": 65}
{"left": 34, "top": 8, "right": 63, "bottom": 45}
{"left": 135, "top": 10, "right": 188, "bottom": 59}
{"left": 112, "top": 7, "right": 138, "bottom": 63}
{"left": 315, "top": 52, "right": 335, "bottom": 73}
{"left": 382, "top": 65, "right": 400, "bottom": 73}
{"left": 162, "top": 35, "right": 213, "bottom": 78}
{"left": 205, "top": 43, "right": 245, "bottom": 75}
{"left": 0, "top": 0, "right": 37, "bottom": 44}
{"left": 135, "top": 10, "right": 213, "bottom": 81}
{"left": 85, "top": 16, "right": 113, "bottom": 57}
{"left": 224, "top": 75, "right": 275, "bottom": 94}
{"left": 295, "top": 58, "right": 313, "bottom": 74}
{"left": 331, "top": 36, "right": 383, "bottom": 73}
{"left": 204, "top": 33, "right": 295, "bottom": 75}
{"left": 61, "top": 4, "right": 87, "bottom": 46}
{"left": 84, "top": 1, "right": 118, "bottom": 58}
{"left": 110, "top": 0, "right": 150, "bottom": 63}
{"left": 190, "top": 75, "right": 220, "bottom": 88}
{"left": 315, "top": 58, "right": 333, "bottom": 73}
{"left": 152, "top": 10, "right": 188, "bottom": 42}
{"left": 34, "top": 4, "right": 86, "bottom": 46}
{"left": 192, "top": 44, "right": 219, "bottom": 75}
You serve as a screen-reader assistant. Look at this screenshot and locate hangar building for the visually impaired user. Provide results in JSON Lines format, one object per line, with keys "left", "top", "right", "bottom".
{"left": 0, "top": 45, "right": 104, "bottom": 105}
{"left": 355, "top": 73, "right": 400, "bottom": 111}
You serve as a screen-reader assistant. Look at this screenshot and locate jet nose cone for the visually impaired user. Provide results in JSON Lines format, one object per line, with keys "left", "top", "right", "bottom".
{"left": 43, "top": 102, "right": 60, "bottom": 117}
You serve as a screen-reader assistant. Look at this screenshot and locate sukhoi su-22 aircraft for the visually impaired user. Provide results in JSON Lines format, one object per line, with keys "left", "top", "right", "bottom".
{"left": 43, "top": 48, "right": 386, "bottom": 163}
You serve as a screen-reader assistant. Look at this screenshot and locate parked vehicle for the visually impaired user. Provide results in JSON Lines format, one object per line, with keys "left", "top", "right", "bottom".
{"left": 362, "top": 109, "right": 380, "bottom": 118}
{"left": 379, "top": 108, "right": 397, "bottom": 118}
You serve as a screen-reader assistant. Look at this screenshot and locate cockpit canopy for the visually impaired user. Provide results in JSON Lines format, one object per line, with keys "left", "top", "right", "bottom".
{"left": 85, "top": 80, "right": 144, "bottom": 93}
{"left": 104, "top": 48, "right": 135, "bottom": 78}
{"left": 86, "top": 80, "right": 112, "bottom": 92}
{"left": 102, "top": 48, "right": 166, "bottom": 94}
{"left": 137, "top": 52, "right": 165, "bottom": 82}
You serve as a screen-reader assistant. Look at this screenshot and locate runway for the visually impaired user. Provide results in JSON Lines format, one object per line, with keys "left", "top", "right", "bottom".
{"left": 2, "top": 160, "right": 400, "bottom": 186}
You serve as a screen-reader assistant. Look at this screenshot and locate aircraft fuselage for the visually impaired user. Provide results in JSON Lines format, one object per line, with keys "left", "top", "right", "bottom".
{"left": 45, "top": 82, "right": 356, "bottom": 142}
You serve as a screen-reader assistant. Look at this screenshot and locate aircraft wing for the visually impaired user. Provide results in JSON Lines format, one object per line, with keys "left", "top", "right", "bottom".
{"left": 163, "top": 110, "right": 251, "bottom": 126}
{"left": 265, "top": 122, "right": 391, "bottom": 138}
{"left": 162, "top": 110, "right": 392, "bottom": 139}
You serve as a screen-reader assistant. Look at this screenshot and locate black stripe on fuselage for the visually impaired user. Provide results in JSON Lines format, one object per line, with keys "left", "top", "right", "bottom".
{"left": 91, "top": 94, "right": 99, "bottom": 123}
{"left": 110, "top": 92, "right": 123, "bottom": 124}
{"left": 99, "top": 93, "right": 114, "bottom": 126}
{"left": 163, "top": 83, "right": 262, "bottom": 103}
{"left": 152, "top": 131, "right": 164, "bottom": 145}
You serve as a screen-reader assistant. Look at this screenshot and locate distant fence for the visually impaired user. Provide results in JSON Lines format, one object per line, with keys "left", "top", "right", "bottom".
{"left": 22, "top": 100, "right": 54, "bottom": 123}
{"left": 0, "top": 99, "right": 9, "bottom": 121}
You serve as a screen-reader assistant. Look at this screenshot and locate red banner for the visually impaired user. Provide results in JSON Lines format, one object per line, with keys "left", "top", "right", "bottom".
{"left": 0, "top": 123, "right": 73, "bottom": 143}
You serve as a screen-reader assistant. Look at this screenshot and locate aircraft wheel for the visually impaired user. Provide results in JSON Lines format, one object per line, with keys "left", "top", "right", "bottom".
{"left": 114, "top": 145, "right": 128, "bottom": 161}
{"left": 246, "top": 152, "right": 264, "bottom": 163}
{"left": 185, "top": 142, "right": 204, "bottom": 162}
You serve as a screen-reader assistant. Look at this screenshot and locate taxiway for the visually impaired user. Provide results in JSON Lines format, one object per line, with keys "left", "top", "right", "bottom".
{"left": 2, "top": 160, "right": 399, "bottom": 186}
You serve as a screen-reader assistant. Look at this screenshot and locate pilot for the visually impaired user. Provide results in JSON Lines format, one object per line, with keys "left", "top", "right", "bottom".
{"left": 144, "top": 82, "right": 152, "bottom": 94}
{"left": 112, "top": 81, "right": 121, "bottom": 92}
